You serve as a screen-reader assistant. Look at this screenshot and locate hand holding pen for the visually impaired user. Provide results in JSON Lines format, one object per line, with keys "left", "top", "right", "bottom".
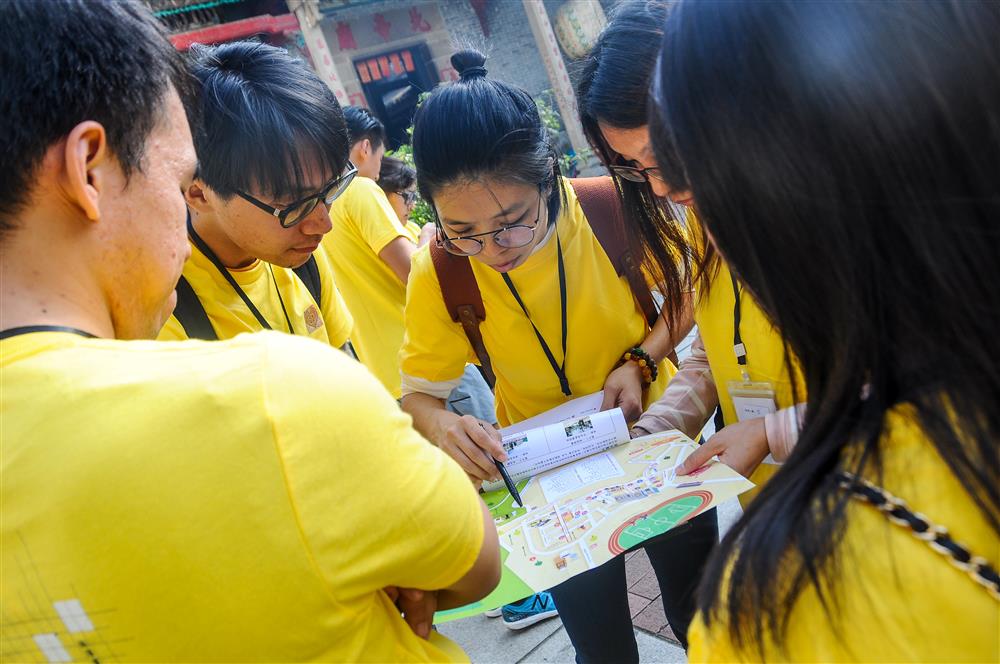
{"left": 437, "top": 413, "right": 507, "bottom": 483}
{"left": 480, "top": 423, "right": 524, "bottom": 508}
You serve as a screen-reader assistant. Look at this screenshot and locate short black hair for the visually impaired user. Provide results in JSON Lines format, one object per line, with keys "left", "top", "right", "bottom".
{"left": 377, "top": 157, "right": 416, "bottom": 196}
{"left": 343, "top": 106, "right": 386, "bottom": 151}
{"left": 189, "top": 41, "right": 349, "bottom": 201}
{"left": 0, "top": 0, "right": 193, "bottom": 233}
{"left": 412, "top": 49, "right": 562, "bottom": 226}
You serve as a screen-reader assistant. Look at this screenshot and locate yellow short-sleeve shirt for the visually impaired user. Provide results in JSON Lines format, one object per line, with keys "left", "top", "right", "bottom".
{"left": 323, "top": 177, "right": 419, "bottom": 398}
{"left": 1, "top": 330, "right": 483, "bottom": 662}
{"left": 401, "top": 180, "right": 675, "bottom": 426}
{"left": 158, "top": 237, "right": 353, "bottom": 346}
{"left": 688, "top": 409, "right": 1000, "bottom": 662}
{"left": 690, "top": 217, "right": 802, "bottom": 501}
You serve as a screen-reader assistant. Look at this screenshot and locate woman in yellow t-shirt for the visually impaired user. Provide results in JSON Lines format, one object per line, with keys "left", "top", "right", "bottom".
{"left": 651, "top": 0, "right": 999, "bottom": 660}
{"left": 575, "top": 0, "right": 802, "bottom": 505}
{"left": 401, "top": 49, "right": 718, "bottom": 659}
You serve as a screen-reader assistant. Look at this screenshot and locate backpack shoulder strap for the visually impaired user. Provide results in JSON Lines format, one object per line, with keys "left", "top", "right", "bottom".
{"left": 570, "top": 176, "right": 660, "bottom": 328}
{"left": 292, "top": 254, "right": 322, "bottom": 306}
{"left": 429, "top": 241, "right": 496, "bottom": 389}
{"left": 172, "top": 275, "right": 218, "bottom": 340}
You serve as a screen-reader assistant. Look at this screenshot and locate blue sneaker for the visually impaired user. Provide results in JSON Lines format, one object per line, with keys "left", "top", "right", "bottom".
{"left": 500, "top": 592, "right": 558, "bottom": 630}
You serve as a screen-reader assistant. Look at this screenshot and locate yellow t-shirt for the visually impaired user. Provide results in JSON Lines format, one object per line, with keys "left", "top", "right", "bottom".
{"left": 692, "top": 218, "right": 801, "bottom": 501}
{"left": 688, "top": 409, "right": 1000, "bottom": 662}
{"left": 401, "top": 180, "right": 675, "bottom": 427}
{"left": 158, "top": 237, "right": 353, "bottom": 346}
{"left": 1, "top": 330, "right": 483, "bottom": 662}
{"left": 324, "top": 177, "right": 419, "bottom": 398}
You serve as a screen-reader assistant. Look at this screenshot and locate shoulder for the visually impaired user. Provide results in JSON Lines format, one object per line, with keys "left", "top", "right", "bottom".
{"left": 346, "top": 176, "right": 391, "bottom": 208}
{"left": 409, "top": 243, "right": 436, "bottom": 279}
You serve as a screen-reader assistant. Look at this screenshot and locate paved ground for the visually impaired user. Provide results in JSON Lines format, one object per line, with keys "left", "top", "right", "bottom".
{"left": 439, "top": 327, "right": 737, "bottom": 663}
{"left": 439, "top": 499, "right": 742, "bottom": 663}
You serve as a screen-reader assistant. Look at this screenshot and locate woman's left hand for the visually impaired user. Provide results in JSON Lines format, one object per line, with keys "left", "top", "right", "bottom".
{"left": 601, "top": 361, "right": 645, "bottom": 422}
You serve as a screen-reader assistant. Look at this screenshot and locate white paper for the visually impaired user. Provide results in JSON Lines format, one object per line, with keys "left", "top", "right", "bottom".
{"left": 500, "top": 391, "right": 605, "bottom": 436}
{"left": 483, "top": 407, "right": 630, "bottom": 492}
{"left": 539, "top": 452, "right": 625, "bottom": 502}
{"left": 731, "top": 395, "right": 777, "bottom": 422}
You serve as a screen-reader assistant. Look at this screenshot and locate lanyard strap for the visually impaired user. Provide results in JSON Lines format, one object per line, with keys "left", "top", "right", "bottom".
{"left": 187, "top": 216, "right": 293, "bottom": 334}
{"left": 732, "top": 273, "right": 750, "bottom": 381}
{"left": 501, "top": 235, "right": 571, "bottom": 397}
{"left": 0, "top": 325, "right": 98, "bottom": 340}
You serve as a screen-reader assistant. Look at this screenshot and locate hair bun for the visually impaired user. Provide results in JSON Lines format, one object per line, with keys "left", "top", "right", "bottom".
{"left": 451, "top": 49, "right": 488, "bottom": 80}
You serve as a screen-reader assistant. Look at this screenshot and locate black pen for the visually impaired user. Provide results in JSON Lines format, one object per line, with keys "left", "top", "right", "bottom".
{"left": 481, "top": 423, "right": 524, "bottom": 508}
{"left": 494, "top": 457, "right": 524, "bottom": 508}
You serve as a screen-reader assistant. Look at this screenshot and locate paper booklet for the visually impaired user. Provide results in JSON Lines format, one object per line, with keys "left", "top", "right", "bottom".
{"left": 434, "top": 393, "right": 756, "bottom": 624}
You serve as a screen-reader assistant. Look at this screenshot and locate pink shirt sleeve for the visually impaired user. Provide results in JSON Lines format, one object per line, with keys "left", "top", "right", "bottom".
{"left": 633, "top": 332, "right": 719, "bottom": 439}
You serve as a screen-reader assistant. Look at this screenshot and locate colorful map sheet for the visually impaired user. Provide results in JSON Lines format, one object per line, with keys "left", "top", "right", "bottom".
{"left": 434, "top": 429, "right": 754, "bottom": 623}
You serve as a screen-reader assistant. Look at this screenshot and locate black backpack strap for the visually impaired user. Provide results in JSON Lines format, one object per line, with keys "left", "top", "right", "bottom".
{"left": 292, "top": 255, "right": 322, "bottom": 306}
{"left": 172, "top": 275, "right": 218, "bottom": 340}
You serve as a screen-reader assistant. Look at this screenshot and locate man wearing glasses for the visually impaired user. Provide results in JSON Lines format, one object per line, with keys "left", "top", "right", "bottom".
{"left": 322, "top": 107, "right": 424, "bottom": 398}
{"left": 158, "top": 41, "right": 356, "bottom": 346}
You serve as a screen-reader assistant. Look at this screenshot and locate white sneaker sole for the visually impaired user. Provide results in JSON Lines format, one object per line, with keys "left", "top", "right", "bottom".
{"left": 502, "top": 609, "right": 559, "bottom": 630}
{"left": 484, "top": 608, "right": 502, "bottom": 618}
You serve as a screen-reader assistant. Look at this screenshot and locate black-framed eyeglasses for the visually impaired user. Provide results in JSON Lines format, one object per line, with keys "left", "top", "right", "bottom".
{"left": 391, "top": 189, "right": 419, "bottom": 206}
{"left": 236, "top": 162, "right": 358, "bottom": 228}
{"left": 436, "top": 190, "right": 545, "bottom": 257}
{"left": 608, "top": 163, "right": 664, "bottom": 184}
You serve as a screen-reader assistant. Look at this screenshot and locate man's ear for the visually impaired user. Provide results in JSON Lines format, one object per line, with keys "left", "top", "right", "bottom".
{"left": 62, "top": 121, "right": 108, "bottom": 222}
{"left": 184, "top": 179, "right": 212, "bottom": 213}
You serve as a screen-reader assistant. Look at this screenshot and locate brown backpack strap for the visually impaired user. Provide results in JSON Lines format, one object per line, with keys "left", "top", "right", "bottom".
{"left": 429, "top": 240, "right": 496, "bottom": 389}
{"left": 571, "top": 176, "right": 660, "bottom": 328}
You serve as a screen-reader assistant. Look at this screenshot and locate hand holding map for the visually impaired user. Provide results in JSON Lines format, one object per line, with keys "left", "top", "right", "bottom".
{"left": 436, "top": 427, "right": 755, "bottom": 624}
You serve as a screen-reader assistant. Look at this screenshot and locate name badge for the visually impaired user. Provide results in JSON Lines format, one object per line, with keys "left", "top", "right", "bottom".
{"left": 727, "top": 380, "right": 780, "bottom": 465}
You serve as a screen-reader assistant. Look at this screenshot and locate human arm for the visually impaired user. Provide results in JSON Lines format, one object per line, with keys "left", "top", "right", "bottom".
{"left": 379, "top": 236, "right": 417, "bottom": 284}
{"left": 352, "top": 178, "right": 417, "bottom": 284}
{"left": 399, "top": 249, "right": 504, "bottom": 481}
{"left": 401, "top": 391, "right": 505, "bottom": 483}
{"left": 602, "top": 292, "right": 694, "bottom": 422}
{"left": 678, "top": 404, "right": 805, "bottom": 477}
{"left": 631, "top": 330, "right": 719, "bottom": 438}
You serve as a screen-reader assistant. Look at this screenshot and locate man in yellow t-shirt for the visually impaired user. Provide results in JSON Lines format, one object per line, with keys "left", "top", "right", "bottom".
{"left": 158, "top": 42, "right": 354, "bottom": 346}
{"left": 323, "top": 108, "right": 420, "bottom": 397}
{"left": 0, "top": 4, "right": 499, "bottom": 661}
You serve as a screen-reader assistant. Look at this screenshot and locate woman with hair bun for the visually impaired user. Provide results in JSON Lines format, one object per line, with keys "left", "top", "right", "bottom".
{"left": 400, "top": 49, "right": 717, "bottom": 658}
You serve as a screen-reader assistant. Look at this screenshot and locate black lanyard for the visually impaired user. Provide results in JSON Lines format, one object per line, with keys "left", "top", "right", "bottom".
{"left": 187, "top": 216, "right": 295, "bottom": 334}
{"left": 501, "top": 234, "right": 571, "bottom": 397}
{"left": 0, "top": 325, "right": 98, "bottom": 340}
{"left": 731, "top": 273, "right": 750, "bottom": 381}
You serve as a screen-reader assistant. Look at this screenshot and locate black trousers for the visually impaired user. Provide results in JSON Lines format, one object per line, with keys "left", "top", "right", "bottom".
{"left": 548, "top": 508, "right": 719, "bottom": 663}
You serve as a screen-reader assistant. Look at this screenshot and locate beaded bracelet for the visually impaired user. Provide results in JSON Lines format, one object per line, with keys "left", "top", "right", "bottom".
{"left": 620, "top": 347, "right": 658, "bottom": 386}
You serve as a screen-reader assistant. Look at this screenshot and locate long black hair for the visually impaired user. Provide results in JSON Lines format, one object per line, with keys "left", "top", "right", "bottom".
{"left": 575, "top": 0, "right": 692, "bottom": 337}
{"left": 652, "top": 0, "right": 1000, "bottom": 653}
{"left": 412, "top": 49, "right": 563, "bottom": 228}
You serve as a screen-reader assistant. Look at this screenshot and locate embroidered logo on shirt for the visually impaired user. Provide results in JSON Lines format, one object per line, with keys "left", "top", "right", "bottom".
{"left": 303, "top": 304, "right": 323, "bottom": 333}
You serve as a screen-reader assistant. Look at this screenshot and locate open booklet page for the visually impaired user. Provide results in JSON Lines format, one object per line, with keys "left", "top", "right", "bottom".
{"left": 435, "top": 430, "right": 755, "bottom": 624}
{"left": 481, "top": 405, "right": 629, "bottom": 491}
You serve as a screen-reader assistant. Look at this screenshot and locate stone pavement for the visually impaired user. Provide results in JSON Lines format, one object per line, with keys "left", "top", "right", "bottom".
{"left": 439, "top": 498, "right": 743, "bottom": 664}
